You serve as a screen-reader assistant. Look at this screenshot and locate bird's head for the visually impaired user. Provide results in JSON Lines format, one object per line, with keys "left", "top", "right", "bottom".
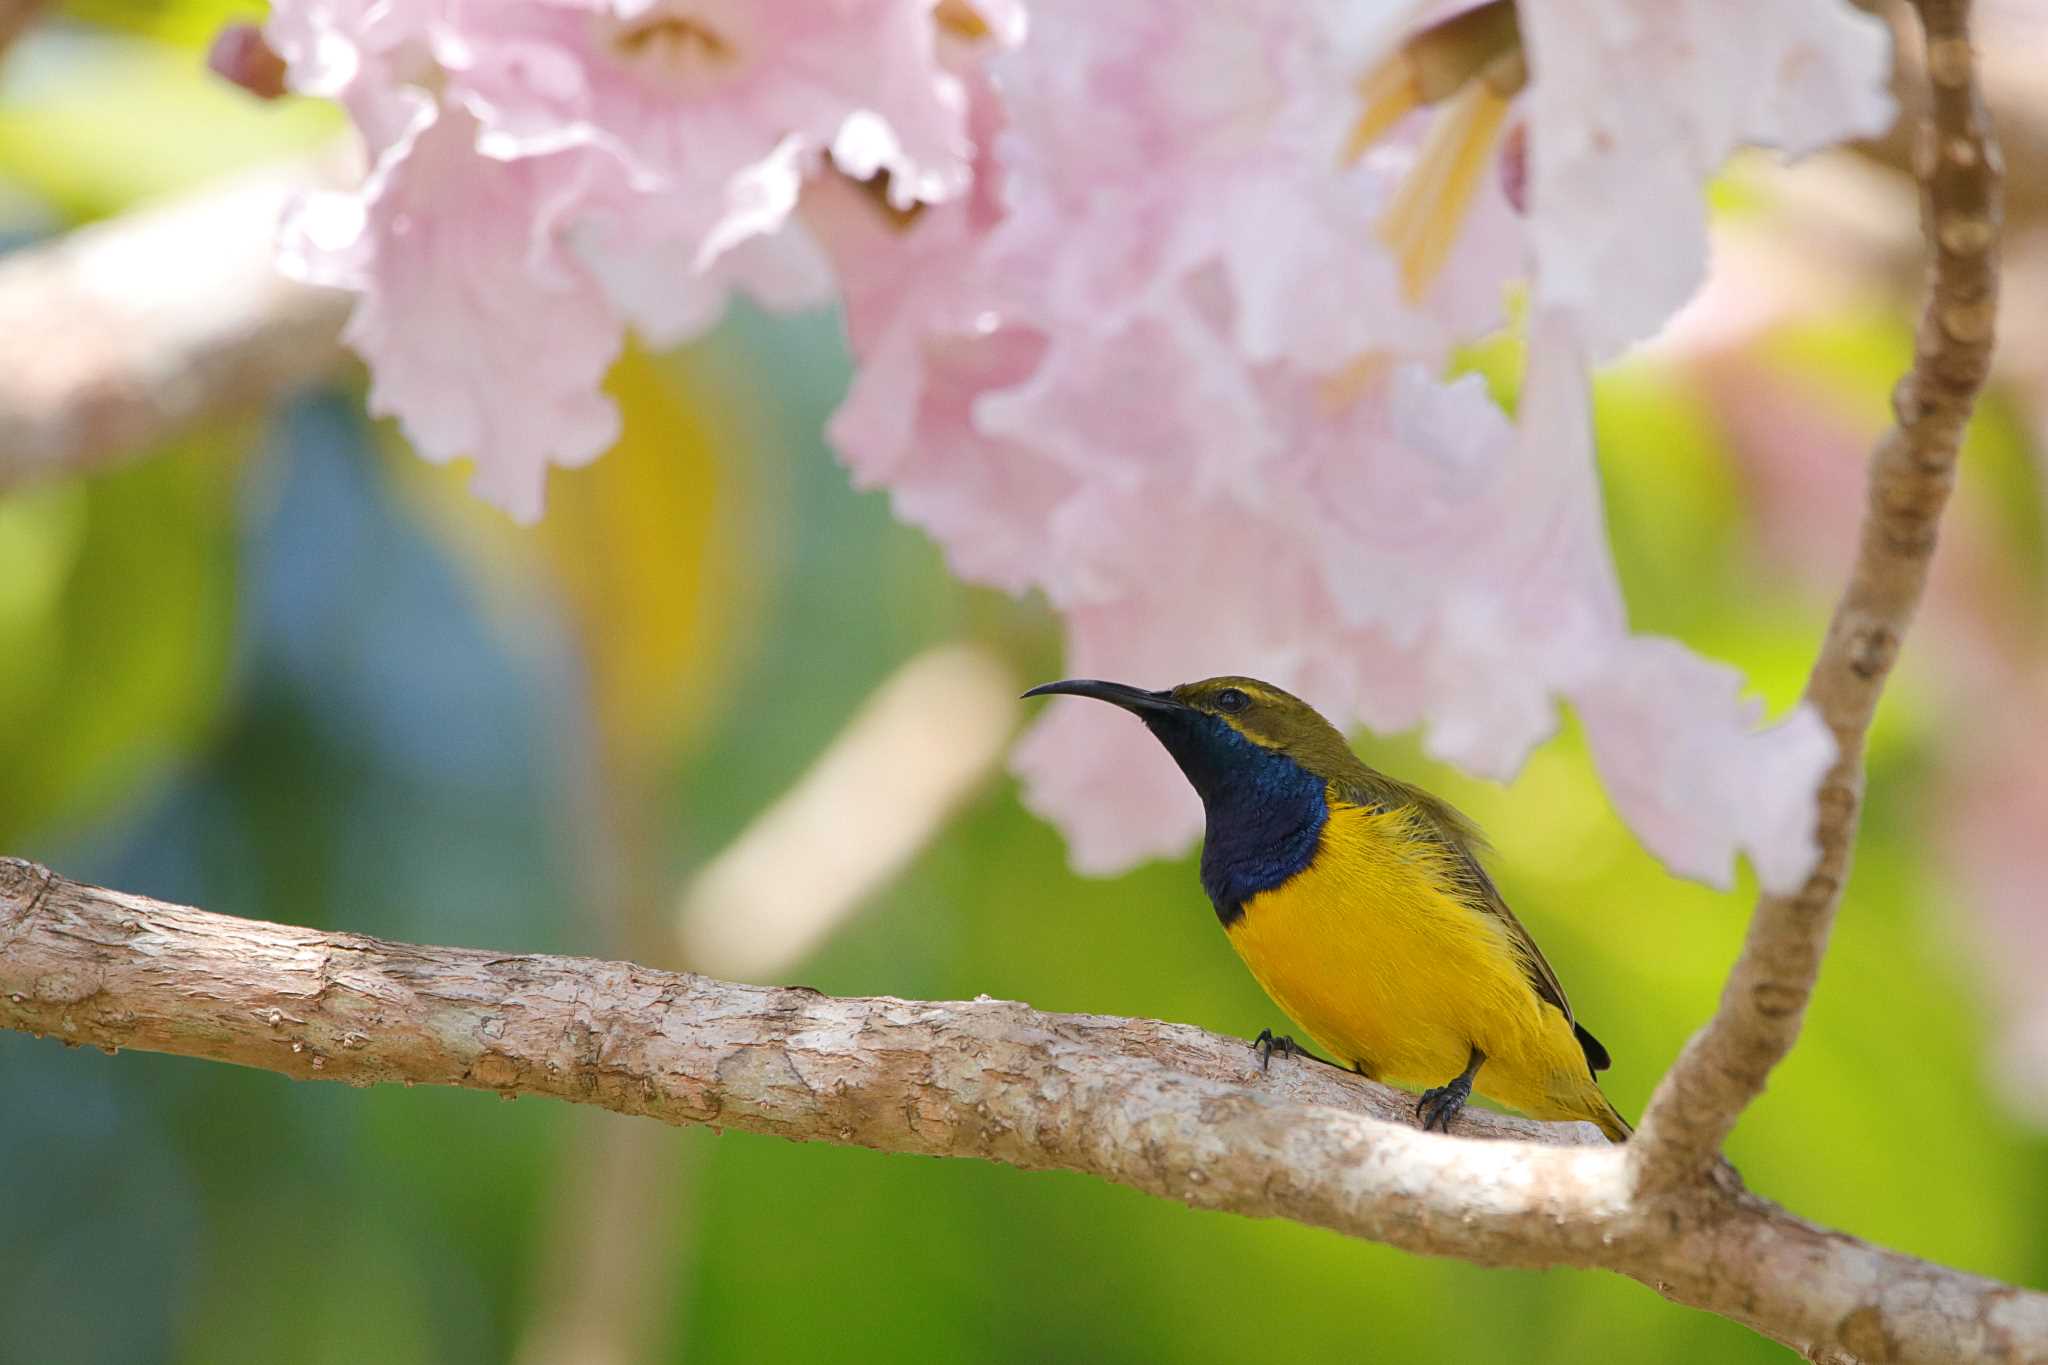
{"left": 1022, "top": 675, "right": 1357, "bottom": 803}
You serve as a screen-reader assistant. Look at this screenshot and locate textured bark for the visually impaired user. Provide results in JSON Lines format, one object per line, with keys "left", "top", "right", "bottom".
{"left": 4, "top": 858, "right": 2045, "bottom": 1363}
{"left": 1631, "top": 0, "right": 2002, "bottom": 1191}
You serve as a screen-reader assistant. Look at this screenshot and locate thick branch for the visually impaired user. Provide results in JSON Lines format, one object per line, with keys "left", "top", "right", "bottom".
{"left": 1632, "top": 0, "right": 2001, "bottom": 1187}
{"left": 5, "top": 858, "right": 2044, "bottom": 1362}
{"left": 0, "top": 154, "right": 351, "bottom": 490}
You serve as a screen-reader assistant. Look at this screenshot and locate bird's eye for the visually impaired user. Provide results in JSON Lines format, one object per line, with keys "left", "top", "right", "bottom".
{"left": 1214, "top": 688, "right": 1250, "bottom": 714}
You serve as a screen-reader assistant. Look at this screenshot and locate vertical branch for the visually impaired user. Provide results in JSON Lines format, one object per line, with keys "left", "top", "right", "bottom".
{"left": 1632, "top": 0, "right": 2001, "bottom": 1186}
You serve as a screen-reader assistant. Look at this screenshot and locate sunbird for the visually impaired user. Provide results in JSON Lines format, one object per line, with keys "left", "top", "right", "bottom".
{"left": 1025, "top": 674, "right": 1631, "bottom": 1142}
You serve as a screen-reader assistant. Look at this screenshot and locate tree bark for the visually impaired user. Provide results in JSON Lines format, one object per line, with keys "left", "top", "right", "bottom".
{"left": 4, "top": 858, "right": 2044, "bottom": 1363}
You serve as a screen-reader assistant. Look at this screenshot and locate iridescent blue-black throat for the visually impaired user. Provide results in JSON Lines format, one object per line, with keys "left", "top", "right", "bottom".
{"left": 1139, "top": 711, "right": 1328, "bottom": 927}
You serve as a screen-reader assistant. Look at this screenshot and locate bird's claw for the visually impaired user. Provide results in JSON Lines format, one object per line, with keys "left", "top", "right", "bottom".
{"left": 1251, "top": 1028, "right": 1300, "bottom": 1072}
{"left": 1415, "top": 1075, "right": 1474, "bottom": 1133}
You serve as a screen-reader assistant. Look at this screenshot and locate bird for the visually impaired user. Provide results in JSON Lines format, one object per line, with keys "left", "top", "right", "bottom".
{"left": 1023, "top": 674, "right": 1632, "bottom": 1142}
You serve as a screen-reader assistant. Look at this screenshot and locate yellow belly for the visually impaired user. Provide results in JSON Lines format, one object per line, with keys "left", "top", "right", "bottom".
{"left": 1223, "top": 799, "right": 1600, "bottom": 1124}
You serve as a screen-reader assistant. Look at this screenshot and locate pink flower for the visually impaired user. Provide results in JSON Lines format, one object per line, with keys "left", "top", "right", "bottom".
{"left": 814, "top": 59, "right": 1078, "bottom": 595}
{"left": 1353, "top": 0, "right": 1895, "bottom": 357}
{"left": 266, "top": 0, "right": 989, "bottom": 520}
{"left": 282, "top": 106, "right": 626, "bottom": 521}
{"left": 1516, "top": 0, "right": 1895, "bottom": 358}
{"left": 1576, "top": 640, "right": 1834, "bottom": 893}
{"left": 1004, "top": 330, "right": 1841, "bottom": 890}
{"left": 982, "top": 0, "right": 1513, "bottom": 370}
{"left": 261, "top": 0, "right": 1880, "bottom": 895}
{"left": 822, "top": 0, "right": 1845, "bottom": 891}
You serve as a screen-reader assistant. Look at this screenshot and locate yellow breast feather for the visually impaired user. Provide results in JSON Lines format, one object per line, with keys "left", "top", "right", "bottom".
{"left": 1226, "top": 794, "right": 1613, "bottom": 1129}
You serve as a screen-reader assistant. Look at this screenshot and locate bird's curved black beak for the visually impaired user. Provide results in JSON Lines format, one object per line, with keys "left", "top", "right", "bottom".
{"left": 1021, "top": 679, "right": 1187, "bottom": 716}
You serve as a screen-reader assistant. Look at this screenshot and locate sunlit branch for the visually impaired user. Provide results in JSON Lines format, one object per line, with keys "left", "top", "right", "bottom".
{"left": 3, "top": 858, "right": 2043, "bottom": 1363}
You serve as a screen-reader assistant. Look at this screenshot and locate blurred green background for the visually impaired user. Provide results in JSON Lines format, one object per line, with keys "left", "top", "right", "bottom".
{"left": 4, "top": 9, "right": 2046, "bottom": 1364}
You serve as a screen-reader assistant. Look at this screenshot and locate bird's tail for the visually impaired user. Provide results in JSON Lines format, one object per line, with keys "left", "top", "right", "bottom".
{"left": 1592, "top": 1092, "right": 1634, "bottom": 1144}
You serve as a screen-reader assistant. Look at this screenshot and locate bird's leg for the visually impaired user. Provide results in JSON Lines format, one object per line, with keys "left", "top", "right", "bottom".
{"left": 1251, "top": 1028, "right": 1301, "bottom": 1072}
{"left": 1416, "top": 1046, "right": 1486, "bottom": 1133}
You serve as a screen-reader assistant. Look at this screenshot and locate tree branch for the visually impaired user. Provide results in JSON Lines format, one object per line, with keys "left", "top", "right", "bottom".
{"left": 0, "top": 154, "right": 351, "bottom": 491}
{"left": 4, "top": 857, "right": 2044, "bottom": 1362}
{"left": 1631, "top": 0, "right": 2001, "bottom": 1189}
{"left": 1855, "top": 0, "right": 2048, "bottom": 231}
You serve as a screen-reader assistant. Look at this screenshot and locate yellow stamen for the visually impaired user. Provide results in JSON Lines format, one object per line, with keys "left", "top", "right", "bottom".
{"left": 1405, "top": 1, "right": 1521, "bottom": 103}
{"left": 853, "top": 170, "right": 927, "bottom": 231}
{"left": 1317, "top": 349, "right": 1394, "bottom": 413}
{"left": 1343, "top": 57, "right": 1422, "bottom": 166}
{"left": 611, "top": 14, "right": 733, "bottom": 65}
{"left": 1375, "top": 51, "right": 1517, "bottom": 303}
{"left": 599, "top": 7, "right": 753, "bottom": 95}
{"left": 1347, "top": 0, "right": 1523, "bottom": 170}
{"left": 934, "top": 0, "right": 992, "bottom": 42}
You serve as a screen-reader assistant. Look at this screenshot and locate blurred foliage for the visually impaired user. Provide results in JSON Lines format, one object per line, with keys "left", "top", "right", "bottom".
{"left": 0, "top": 21, "right": 336, "bottom": 221}
{"left": 58, "top": 0, "right": 264, "bottom": 49}
{"left": 537, "top": 344, "right": 753, "bottom": 766}
{"left": 4, "top": 13, "right": 2048, "bottom": 1365}
{"left": 392, "top": 342, "right": 765, "bottom": 775}
{"left": 0, "top": 432, "right": 240, "bottom": 845}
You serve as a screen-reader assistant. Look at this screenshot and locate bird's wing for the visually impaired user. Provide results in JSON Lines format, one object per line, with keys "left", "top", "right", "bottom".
{"left": 1335, "top": 773, "right": 1581, "bottom": 1028}
{"left": 1465, "top": 857, "right": 1615, "bottom": 1075}
{"left": 1454, "top": 849, "right": 1575, "bottom": 1022}
{"left": 1330, "top": 763, "right": 1614, "bottom": 1076}
{"left": 1384, "top": 780, "right": 1614, "bottom": 1073}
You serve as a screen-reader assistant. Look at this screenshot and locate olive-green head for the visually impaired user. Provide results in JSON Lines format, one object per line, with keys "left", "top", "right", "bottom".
{"left": 1022, "top": 674, "right": 1367, "bottom": 797}
{"left": 1167, "top": 676, "right": 1355, "bottom": 762}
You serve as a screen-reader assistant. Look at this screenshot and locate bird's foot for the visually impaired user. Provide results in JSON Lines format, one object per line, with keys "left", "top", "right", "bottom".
{"left": 1251, "top": 1028, "right": 1301, "bottom": 1072}
{"left": 1415, "top": 1074, "right": 1479, "bottom": 1133}
{"left": 1415, "top": 1047, "right": 1486, "bottom": 1133}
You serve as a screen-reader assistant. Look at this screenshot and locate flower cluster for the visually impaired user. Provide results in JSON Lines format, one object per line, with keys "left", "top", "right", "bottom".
{"left": 259, "top": 0, "right": 1896, "bottom": 891}
{"left": 267, "top": 0, "right": 1009, "bottom": 518}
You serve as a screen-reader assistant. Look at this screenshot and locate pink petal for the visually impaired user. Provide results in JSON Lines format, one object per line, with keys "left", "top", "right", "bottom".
{"left": 1575, "top": 638, "right": 1836, "bottom": 893}
{"left": 1519, "top": 0, "right": 1894, "bottom": 358}
{"left": 287, "top": 104, "right": 625, "bottom": 522}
